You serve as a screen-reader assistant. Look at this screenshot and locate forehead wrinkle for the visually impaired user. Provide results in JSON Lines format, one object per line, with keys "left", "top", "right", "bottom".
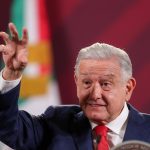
{"left": 80, "top": 64, "right": 121, "bottom": 73}
{"left": 79, "top": 72, "right": 116, "bottom": 80}
{"left": 78, "top": 59, "right": 122, "bottom": 79}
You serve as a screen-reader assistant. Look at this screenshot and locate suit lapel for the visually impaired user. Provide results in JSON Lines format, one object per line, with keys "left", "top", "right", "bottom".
{"left": 71, "top": 112, "right": 93, "bottom": 150}
{"left": 123, "top": 104, "right": 149, "bottom": 142}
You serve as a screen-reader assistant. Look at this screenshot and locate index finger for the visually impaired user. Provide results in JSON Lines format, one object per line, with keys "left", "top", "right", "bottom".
{"left": 8, "top": 22, "right": 19, "bottom": 41}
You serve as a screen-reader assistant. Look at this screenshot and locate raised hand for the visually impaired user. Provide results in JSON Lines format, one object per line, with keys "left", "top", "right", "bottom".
{"left": 0, "top": 23, "right": 28, "bottom": 80}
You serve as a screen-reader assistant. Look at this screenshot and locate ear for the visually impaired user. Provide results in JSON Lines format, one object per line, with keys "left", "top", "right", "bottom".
{"left": 74, "top": 74, "right": 78, "bottom": 85}
{"left": 125, "top": 77, "right": 136, "bottom": 102}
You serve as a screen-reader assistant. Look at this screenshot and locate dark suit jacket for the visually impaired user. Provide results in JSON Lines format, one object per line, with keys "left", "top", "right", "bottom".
{"left": 0, "top": 84, "right": 150, "bottom": 150}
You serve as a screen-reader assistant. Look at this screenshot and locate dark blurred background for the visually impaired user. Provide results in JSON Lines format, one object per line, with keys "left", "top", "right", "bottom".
{"left": 0, "top": 0, "right": 150, "bottom": 113}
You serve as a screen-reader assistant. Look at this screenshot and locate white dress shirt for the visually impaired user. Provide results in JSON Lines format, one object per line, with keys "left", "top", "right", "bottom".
{"left": 0, "top": 70, "right": 21, "bottom": 94}
{"left": 91, "top": 102, "right": 129, "bottom": 149}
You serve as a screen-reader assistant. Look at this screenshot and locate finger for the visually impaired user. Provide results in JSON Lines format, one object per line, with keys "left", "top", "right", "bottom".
{"left": 0, "top": 32, "right": 10, "bottom": 44}
{"left": 0, "top": 43, "right": 16, "bottom": 55}
{"left": 8, "top": 22, "right": 19, "bottom": 41}
{"left": 0, "top": 45, "right": 5, "bottom": 52}
{"left": 22, "top": 28, "right": 29, "bottom": 45}
{"left": 0, "top": 45, "right": 8, "bottom": 54}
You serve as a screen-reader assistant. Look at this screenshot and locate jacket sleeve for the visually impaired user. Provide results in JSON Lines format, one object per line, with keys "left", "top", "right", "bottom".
{"left": 0, "top": 84, "right": 45, "bottom": 150}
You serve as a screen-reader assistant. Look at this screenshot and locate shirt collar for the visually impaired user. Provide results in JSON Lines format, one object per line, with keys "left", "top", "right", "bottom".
{"left": 91, "top": 102, "right": 129, "bottom": 135}
{"left": 106, "top": 103, "right": 129, "bottom": 135}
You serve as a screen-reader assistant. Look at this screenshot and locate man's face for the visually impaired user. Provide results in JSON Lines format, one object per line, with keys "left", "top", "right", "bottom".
{"left": 75, "top": 58, "right": 136, "bottom": 124}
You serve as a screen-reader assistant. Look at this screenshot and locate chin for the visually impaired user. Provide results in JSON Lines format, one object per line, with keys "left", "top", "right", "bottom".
{"left": 85, "top": 110, "right": 108, "bottom": 124}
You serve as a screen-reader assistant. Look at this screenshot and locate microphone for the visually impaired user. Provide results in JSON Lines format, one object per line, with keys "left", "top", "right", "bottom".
{"left": 111, "top": 140, "right": 150, "bottom": 150}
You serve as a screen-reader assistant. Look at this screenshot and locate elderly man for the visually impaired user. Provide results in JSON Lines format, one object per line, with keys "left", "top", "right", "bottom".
{"left": 0, "top": 23, "right": 150, "bottom": 150}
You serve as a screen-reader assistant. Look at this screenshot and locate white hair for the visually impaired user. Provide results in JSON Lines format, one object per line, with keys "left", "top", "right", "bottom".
{"left": 74, "top": 43, "right": 132, "bottom": 81}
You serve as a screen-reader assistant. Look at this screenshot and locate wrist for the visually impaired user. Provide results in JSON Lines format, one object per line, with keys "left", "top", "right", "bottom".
{"left": 2, "top": 67, "right": 22, "bottom": 80}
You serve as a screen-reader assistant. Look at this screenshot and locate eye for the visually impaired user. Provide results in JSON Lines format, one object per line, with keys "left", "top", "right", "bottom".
{"left": 102, "top": 82, "right": 109, "bottom": 86}
{"left": 101, "top": 81, "right": 112, "bottom": 90}
{"left": 82, "top": 80, "right": 92, "bottom": 88}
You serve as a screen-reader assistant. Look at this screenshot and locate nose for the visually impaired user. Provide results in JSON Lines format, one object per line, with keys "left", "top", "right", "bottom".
{"left": 91, "top": 82, "right": 102, "bottom": 100}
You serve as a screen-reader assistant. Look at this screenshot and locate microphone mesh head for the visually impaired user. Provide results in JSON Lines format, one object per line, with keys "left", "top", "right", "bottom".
{"left": 111, "top": 140, "right": 150, "bottom": 150}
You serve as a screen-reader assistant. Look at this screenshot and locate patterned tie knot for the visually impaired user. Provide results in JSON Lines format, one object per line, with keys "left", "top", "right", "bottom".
{"left": 94, "top": 125, "right": 108, "bottom": 136}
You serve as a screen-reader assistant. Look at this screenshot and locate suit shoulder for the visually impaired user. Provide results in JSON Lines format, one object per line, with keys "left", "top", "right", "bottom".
{"left": 43, "top": 105, "right": 81, "bottom": 119}
{"left": 39, "top": 105, "right": 82, "bottom": 131}
{"left": 139, "top": 112, "right": 150, "bottom": 122}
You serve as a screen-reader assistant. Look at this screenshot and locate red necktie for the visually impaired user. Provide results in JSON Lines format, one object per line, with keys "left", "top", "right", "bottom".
{"left": 93, "top": 125, "right": 109, "bottom": 150}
